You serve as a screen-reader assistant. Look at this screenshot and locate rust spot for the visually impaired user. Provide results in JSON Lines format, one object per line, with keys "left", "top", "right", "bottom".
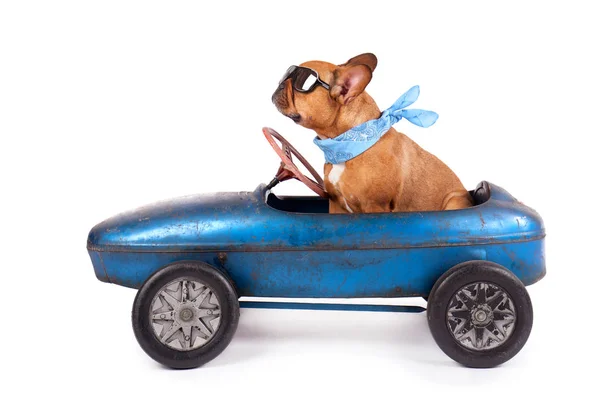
{"left": 217, "top": 252, "right": 227, "bottom": 267}
{"left": 381, "top": 286, "right": 404, "bottom": 297}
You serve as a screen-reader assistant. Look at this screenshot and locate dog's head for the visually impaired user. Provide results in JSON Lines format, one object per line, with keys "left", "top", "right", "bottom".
{"left": 272, "top": 53, "right": 378, "bottom": 136}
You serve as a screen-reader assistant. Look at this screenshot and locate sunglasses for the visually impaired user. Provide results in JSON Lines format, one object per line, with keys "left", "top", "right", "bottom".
{"left": 279, "top": 65, "right": 331, "bottom": 93}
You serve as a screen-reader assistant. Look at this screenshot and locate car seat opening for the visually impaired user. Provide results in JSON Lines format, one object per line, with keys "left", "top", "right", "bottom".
{"left": 266, "top": 181, "right": 491, "bottom": 214}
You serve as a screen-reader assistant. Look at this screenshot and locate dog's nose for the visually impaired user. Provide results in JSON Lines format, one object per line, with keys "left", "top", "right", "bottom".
{"left": 271, "top": 85, "right": 284, "bottom": 104}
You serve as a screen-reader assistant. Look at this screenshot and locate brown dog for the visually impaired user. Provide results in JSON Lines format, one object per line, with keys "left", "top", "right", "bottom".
{"left": 272, "top": 53, "right": 473, "bottom": 213}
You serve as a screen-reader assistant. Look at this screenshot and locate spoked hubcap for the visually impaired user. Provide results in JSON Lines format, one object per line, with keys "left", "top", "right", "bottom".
{"left": 150, "top": 278, "right": 221, "bottom": 351}
{"left": 446, "top": 282, "right": 516, "bottom": 350}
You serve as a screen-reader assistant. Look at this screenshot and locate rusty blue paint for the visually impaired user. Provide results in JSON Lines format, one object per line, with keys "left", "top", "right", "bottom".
{"left": 87, "top": 181, "right": 545, "bottom": 299}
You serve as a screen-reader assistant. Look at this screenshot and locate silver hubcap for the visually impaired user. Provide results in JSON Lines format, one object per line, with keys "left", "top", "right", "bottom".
{"left": 150, "top": 278, "right": 221, "bottom": 351}
{"left": 446, "top": 282, "right": 516, "bottom": 350}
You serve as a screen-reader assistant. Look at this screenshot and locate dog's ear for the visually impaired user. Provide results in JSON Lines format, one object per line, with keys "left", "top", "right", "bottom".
{"left": 342, "top": 53, "right": 378, "bottom": 72}
{"left": 330, "top": 53, "right": 378, "bottom": 105}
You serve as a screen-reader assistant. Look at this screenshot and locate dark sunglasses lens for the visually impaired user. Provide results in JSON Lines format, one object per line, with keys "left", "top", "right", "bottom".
{"left": 279, "top": 66, "right": 297, "bottom": 85}
{"left": 293, "top": 68, "right": 318, "bottom": 92}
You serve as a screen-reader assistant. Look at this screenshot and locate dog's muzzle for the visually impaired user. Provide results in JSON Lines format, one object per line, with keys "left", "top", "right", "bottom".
{"left": 271, "top": 83, "right": 286, "bottom": 105}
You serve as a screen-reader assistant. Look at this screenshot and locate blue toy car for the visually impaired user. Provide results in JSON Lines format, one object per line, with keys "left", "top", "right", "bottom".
{"left": 87, "top": 128, "right": 545, "bottom": 369}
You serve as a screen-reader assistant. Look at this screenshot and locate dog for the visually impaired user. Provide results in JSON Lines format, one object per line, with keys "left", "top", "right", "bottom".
{"left": 272, "top": 53, "right": 473, "bottom": 213}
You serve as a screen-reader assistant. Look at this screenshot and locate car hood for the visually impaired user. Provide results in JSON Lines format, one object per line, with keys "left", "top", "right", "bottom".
{"left": 87, "top": 187, "right": 268, "bottom": 252}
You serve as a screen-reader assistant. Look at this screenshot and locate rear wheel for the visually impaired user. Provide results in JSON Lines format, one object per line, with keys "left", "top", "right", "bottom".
{"left": 427, "top": 261, "right": 533, "bottom": 368}
{"left": 132, "top": 261, "right": 239, "bottom": 369}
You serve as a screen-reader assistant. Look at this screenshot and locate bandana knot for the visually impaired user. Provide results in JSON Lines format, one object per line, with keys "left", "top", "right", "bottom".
{"left": 313, "top": 85, "right": 438, "bottom": 164}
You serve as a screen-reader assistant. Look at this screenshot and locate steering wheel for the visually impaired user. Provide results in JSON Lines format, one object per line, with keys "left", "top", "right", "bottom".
{"left": 262, "top": 127, "right": 327, "bottom": 197}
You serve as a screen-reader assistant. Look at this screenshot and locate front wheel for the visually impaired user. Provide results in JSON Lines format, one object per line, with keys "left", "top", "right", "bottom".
{"left": 132, "top": 261, "right": 240, "bottom": 369}
{"left": 427, "top": 261, "right": 533, "bottom": 368}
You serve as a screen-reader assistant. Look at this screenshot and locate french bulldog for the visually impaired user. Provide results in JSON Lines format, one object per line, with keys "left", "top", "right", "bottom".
{"left": 272, "top": 53, "right": 473, "bottom": 213}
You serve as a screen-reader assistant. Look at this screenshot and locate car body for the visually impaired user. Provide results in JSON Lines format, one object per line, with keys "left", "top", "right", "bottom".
{"left": 87, "top": 181, "right": 546, "bottom": 298}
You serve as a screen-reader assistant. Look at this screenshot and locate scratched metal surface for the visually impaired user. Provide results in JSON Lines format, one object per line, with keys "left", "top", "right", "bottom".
{"left": 87, "top": 182, "right": 546, "bottom": 297}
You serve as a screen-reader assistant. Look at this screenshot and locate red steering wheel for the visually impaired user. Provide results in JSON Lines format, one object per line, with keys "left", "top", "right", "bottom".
{"left": 262, "top": 127, "right": 327, "bottom": 197}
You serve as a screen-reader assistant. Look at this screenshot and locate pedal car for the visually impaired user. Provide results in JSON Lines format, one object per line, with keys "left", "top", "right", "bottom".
{"left": 87, "top": 127, "right": 546, "bottom": 369}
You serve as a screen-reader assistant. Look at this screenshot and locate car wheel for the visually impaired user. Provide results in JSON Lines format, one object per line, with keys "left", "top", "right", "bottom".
{"left": 132, "top": 261, "right": 240, "bottom": 369}
{"left": 427, "top": 260, "right": 533, "bottom": 368}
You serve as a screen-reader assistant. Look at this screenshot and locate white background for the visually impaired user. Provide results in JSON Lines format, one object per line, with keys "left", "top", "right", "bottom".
{"left": 1, "top": 1, "right": 599, "bottom": 399}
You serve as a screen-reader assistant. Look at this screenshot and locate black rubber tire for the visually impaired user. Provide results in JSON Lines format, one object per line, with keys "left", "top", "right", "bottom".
{"left": 132, "top": 261, "right": 240, "bottom": 369}
{"left": 427, "top": 260, "right": 533, "bottom": 368}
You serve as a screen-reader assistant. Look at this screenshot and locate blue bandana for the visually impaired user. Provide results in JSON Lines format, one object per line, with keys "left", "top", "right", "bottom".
{"left": 313, "top": 85, "right": 438, "bottom": 164}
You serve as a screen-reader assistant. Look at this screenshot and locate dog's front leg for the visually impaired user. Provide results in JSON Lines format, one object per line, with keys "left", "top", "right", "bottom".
{"left": 328, "top": 200, "right": 349, "bottom": 214}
